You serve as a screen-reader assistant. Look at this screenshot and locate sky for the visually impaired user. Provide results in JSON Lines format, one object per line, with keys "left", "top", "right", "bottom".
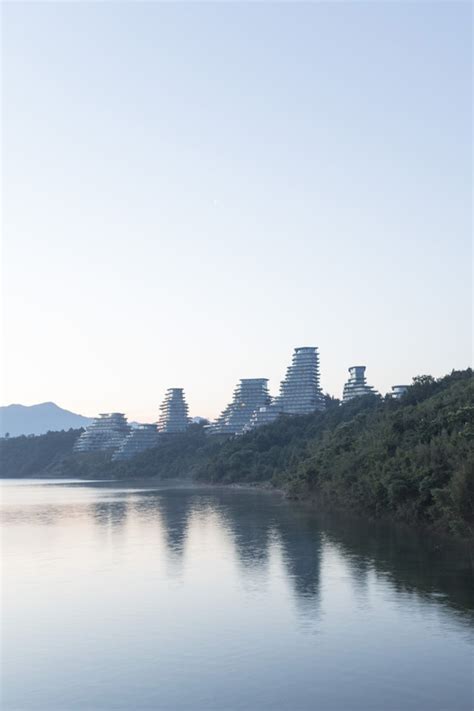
{"left": 2, "top": 1, "right": 472, "bottom": 422}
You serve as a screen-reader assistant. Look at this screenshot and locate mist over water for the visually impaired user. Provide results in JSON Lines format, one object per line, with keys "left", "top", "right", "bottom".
{"left": 1, "top": 480, "right": 473, "bottom": 710}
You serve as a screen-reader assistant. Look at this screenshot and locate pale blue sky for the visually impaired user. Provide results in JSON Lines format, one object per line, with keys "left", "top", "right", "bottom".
{"left": 2, "top": 1, "right": 472, "bottom": 421}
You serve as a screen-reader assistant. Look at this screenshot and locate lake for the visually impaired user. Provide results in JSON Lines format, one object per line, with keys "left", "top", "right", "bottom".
{"left": 1, "top": 479, "right": 473, "bottom": 710}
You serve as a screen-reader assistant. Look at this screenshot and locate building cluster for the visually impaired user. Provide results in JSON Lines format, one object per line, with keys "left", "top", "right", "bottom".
{"left": 251, "top": 346, "right": 326, "bottom": 428}
{"left": 210, "top": 347, "right": 326, "bottom": 435}
{"left": 74, "top": 345, "right": 410, "bottom": 458}
{"left": 74, "top": 389, "right": 190, "bottom": 460}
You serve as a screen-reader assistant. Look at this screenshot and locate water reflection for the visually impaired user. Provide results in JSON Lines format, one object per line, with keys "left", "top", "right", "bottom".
{"left": 92, "top": 499, "right": 129, "bottom": 530}
{"left": 156, "top": 490, "right": 192, "bottom": 557}
{"left": 314, "top": 508, "right": 474, "bottom": 618}
{"left": 2, "top": 480, "right": 472, "bottom": 623}
{"left": 2, "top": 480, "right": 473, "bottom": 711}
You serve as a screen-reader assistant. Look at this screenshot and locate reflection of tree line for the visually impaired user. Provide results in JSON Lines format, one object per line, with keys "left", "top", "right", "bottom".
{"left": 11, "top": 482, "right": 473, "bottom": 620}
{"left": 312, "top": 507, "right": 474, "bottom": 618}
{"left": 82, "top": 485, "right": 473, "bottom": 620}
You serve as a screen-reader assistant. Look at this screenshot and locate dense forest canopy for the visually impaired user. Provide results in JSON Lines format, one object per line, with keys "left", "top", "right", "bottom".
{"left": 0, "top": 428, "right": 83, "bottom": 479}
{"left": 1, "top": 369, "right": 472, "bottom": 538}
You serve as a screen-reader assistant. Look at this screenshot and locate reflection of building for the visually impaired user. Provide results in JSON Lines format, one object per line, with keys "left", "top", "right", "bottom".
{"left": 342, "top": 366, "right": 379, "bottom": 402}
{"left": 391, "top": 384, "right": 409, "bottom": 399}
{"left": 217, "top": 489, "right": 322, "bottom": 613}
{"left": 157, "top": 489, "right": 192, "bottom": 559}
{"left": 158, "top": 388, "right": 190, "bottom": 433}
{"left": 250, "top": 346, "right": 325, "bottom": 428}
{"left": 92, "top": 499, "right": 129, "bottom": 530}
{"left": 280, "top": 523, "right": 322, "bottom": 603}
{"left": 269, "top": 503, "right": 323, "bottom": 607}
{"left": 112, "top": 424, "right": 160, "bottom": 461}
{"left": 209, "top": 379, "right": 271, "bottom": 435}
{"left": 74, "top": 413, "right": 130, "bottom": 453}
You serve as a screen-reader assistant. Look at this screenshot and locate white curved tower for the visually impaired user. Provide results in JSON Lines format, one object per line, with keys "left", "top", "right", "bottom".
{"left": 342, "top": 366, "right": 379, "bottom": 402}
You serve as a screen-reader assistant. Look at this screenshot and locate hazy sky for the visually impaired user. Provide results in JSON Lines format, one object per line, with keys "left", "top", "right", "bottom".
{"left": 2, "top": 1, "right": 472, "bottom": 421}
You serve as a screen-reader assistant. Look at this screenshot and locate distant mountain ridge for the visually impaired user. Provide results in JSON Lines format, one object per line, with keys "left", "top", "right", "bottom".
{"left": 0, "top": 402, "right": 93, "bottom": 437}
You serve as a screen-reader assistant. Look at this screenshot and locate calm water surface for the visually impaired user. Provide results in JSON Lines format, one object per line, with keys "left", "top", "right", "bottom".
{"left": 1, "top": 479, "right": 473, "bottom": 710}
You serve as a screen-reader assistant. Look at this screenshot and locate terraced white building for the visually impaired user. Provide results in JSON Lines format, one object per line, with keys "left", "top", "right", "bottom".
{"left": 112, "top": 424, "right": 160, "bottom": 461}
{"left": 209, "top": 378, "right": 271, "bottom": 436}
{"left": 158, "top": 388, "right": 190, "bottom": 434}
{"left": 248, "top": 404, "right": 280, "bottom": 429}
{"left": 275, "top": 347, "right": 325, "bottom": 414}
{"left": 74, "top": 413, "right": 131, "bottom": 453}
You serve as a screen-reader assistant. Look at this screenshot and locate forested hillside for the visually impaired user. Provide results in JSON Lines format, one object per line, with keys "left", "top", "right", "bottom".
{"left": 0, "top": 429, "right": 82, "bottom": 478}
{"left": 195, "top": 370, "right": 474, "bottom": 538}
{"left": 114, "top": 424, "right": 218, "bottom": 479}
